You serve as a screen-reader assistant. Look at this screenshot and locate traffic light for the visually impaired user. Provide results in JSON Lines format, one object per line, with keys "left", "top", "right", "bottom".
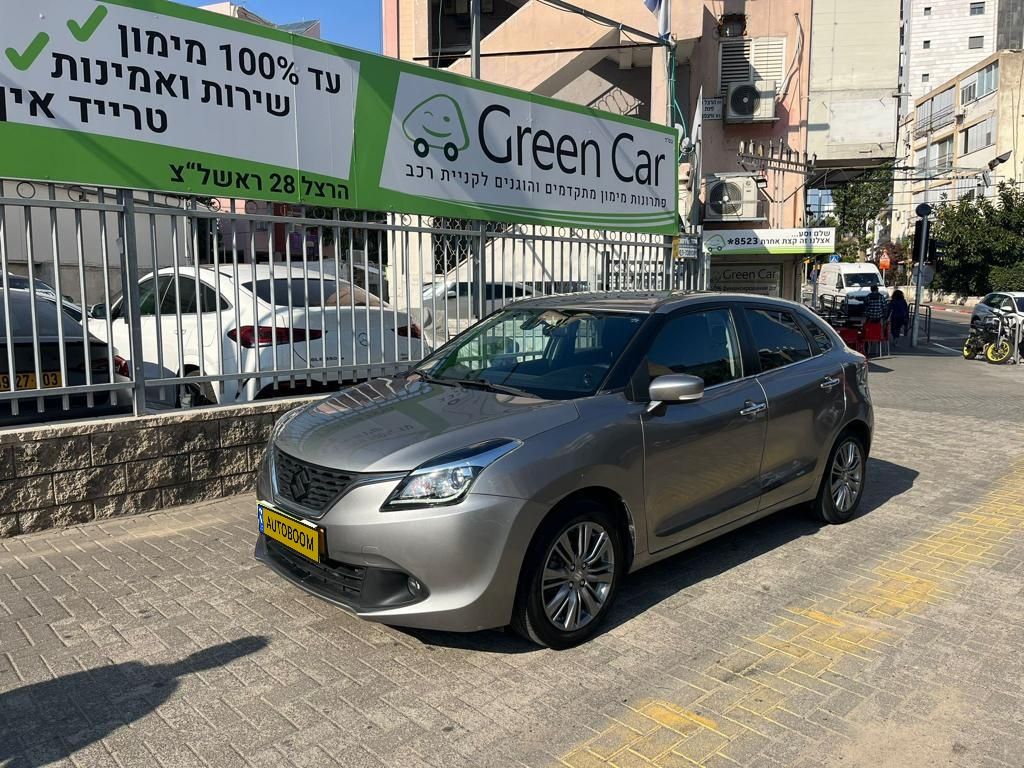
{"left": 928, "top": 238, "right": 945, "bottom": 266}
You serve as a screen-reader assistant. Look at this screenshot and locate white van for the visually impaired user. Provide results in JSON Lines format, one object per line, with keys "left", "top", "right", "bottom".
{"left": 816, "top": 262, "right": 887, "bottom": 311}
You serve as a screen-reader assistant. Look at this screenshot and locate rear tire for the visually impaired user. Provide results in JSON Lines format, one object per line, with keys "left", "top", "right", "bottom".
{"left": 813, "top": 432, "right": 867, "bottom": 525}
{"left": 962, "top": 339, "right": 978, "bottom": 359}
{"left": 511, "top": 500, "right": 624, "bottom": 649}
{"left": 178, "top": 370, "right": 216, "bottom": 408}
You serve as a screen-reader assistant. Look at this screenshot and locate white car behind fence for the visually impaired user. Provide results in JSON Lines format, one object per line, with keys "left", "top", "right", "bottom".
{"left": 88, "top": 264, "right": 431, "bottom": 407}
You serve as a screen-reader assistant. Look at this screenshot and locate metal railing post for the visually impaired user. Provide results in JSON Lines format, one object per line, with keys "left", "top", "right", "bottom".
{"left": 119, "top": 190, "right": 148, "bottom": 416}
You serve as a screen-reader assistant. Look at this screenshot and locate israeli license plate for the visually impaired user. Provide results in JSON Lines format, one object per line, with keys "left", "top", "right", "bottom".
{"left": 258, "top": 503, "right": 323, "bottom": 562}
{"left": 0, "top": 371, "right": 62, "bottom": 390}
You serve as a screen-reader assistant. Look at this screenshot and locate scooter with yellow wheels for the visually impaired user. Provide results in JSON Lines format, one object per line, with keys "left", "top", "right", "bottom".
{"left": 985, "top": 312, "right": 1021, "bottom": 364}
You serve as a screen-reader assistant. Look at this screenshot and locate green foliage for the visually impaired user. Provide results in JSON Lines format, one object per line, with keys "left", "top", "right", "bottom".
{"left": 932, "top": 183, "right": 1024, "bottom": 295}
{"left": 831, "top": 165, "right": 894, "bottom": 238}
{"left": 990, "top": 263, "right": 1024, "bottom": 291}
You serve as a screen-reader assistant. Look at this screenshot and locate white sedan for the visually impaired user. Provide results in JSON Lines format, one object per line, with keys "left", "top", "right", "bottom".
{"left": 88, "top": 264, "right": 431, "bottom": 406}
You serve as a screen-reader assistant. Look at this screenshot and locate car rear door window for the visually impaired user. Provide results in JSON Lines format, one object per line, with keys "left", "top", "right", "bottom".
{"left": 645, "top": 308, "right": 742, "bottom": 387}
{"left": 745, "top": 308, "right": 814, "bottom": 371}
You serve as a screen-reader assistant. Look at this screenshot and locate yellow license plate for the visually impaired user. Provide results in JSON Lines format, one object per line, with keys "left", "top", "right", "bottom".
{"left": 258, "top": 503, "right": 323, "bottom": 562}
{"left": 1, "top": 371, "right": 62, "bottom": 390}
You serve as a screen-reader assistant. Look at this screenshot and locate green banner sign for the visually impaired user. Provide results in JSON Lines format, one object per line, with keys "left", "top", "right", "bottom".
{"left": 0, "top": 0, "right": 678, "bottom": 233}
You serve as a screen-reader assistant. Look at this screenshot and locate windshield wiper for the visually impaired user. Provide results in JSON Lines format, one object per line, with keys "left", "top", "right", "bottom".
{"left": 412, "top": 371, "right": 460, "bottom": 387}
{"left": 451, "top": 378, "right": 536, "bottom": 397}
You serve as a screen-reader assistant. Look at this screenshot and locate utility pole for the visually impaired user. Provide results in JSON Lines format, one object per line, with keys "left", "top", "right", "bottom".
{"left": 470, "top": 0, "right": 485, "bottom": 319}
{"left": 470, "top": 0, "right": 481, "bottom": 79}
{"left": 911, "top": 202, "right": 931, "bottom": 348}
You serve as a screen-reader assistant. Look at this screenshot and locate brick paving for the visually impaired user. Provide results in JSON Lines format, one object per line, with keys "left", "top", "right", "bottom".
{"left": 2, "top": 354, "right": 1024, "bottom": 768}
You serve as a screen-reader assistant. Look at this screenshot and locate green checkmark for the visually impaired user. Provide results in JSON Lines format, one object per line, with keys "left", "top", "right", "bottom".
{"left": 5, "top": 32, "right": 50, "bottom": 71}
{"left": 68, "top": 5, "right": 108, "bottom": 42}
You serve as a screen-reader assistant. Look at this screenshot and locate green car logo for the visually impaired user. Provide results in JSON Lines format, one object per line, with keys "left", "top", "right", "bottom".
{"left": 402, "top": 94, "right": 470, "bottom": 161}
{"left": 704, "top": 235, "right": 727, "bottom": 253}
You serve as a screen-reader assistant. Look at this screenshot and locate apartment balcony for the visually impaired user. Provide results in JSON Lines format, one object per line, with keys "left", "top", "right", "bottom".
{"left": 913, "top": 105, "right": 956, "bottom": 139}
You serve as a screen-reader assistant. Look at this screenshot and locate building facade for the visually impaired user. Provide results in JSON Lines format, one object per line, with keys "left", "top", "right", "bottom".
{"left": 892, "top": 50, "right": 1024, "bottom": 240}
{"left": 901, "top": 0, "right": 1001, "bottom": 111}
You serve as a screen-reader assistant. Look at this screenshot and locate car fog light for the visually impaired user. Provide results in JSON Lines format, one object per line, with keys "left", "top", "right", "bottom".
{"left": 407, "top": 576, "right": 425, "bottom": 598}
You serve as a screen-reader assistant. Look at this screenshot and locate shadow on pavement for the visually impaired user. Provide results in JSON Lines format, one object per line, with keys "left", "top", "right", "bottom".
{"left": 0, "top": 636, "right": 269, "bottom": 768}
{"left": 408, "top": 458, "right": 918, "bottom": 653}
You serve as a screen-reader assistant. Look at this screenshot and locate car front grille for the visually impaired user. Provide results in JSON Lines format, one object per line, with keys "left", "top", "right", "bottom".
{"left": 264, "top": 537, "right": 365, "bottom": 603}
{"left": 274, "top": 449, "right": 354, "bottom": 514}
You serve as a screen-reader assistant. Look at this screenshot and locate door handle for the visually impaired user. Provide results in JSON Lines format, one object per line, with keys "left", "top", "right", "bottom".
{"left": 820, "top": 376, "right": 841, "bottom": 390}
{"left": 739, "top": 401, "right": 767, "bottom": 417}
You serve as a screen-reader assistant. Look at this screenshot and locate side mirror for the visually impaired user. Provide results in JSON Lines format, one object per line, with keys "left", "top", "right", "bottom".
{"left": 646, "top": 374, "right": 704, "bottom": 413}
{"left": 89, "top": 303, "right": 106, "bottom": 319}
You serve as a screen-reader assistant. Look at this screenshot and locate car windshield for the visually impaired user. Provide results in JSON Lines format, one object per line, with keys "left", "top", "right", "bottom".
{"left": 415, "top": 307, "right": 644, "bottom": 400}
{"left": 2, "top": 274, "right": 55, "bottom": 294}
{"left": 843, "top": 273, "right": 881, "bottom": 288}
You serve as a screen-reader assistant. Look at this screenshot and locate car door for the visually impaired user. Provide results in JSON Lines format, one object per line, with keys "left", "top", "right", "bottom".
{"left": 641, "top": 306, "right": 768, "bottom": 553}
{"left": 742, "top": 306, "right": 845, "bottom": 511}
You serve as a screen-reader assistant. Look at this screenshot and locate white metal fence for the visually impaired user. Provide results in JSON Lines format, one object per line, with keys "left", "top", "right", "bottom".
{"left": 1, "top": 179, "right": 688, "bottom": 424}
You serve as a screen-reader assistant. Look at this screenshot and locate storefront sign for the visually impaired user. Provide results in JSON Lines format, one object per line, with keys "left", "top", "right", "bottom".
{"left": 702, "top": 97, "right": 723, "bottom": 121}
{"left": 0, "top": 0, "right": 678, "bottom": 233}
{"left": 703, "top": 228, "right": 836, "bottom": 256}
{"left": 709, "top": 264, "right": 782, "bottom": 297}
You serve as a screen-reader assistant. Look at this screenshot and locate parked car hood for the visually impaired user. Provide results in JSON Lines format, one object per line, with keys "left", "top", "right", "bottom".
{"left": 274, "top": 376, "right": 579, "bottom": 472}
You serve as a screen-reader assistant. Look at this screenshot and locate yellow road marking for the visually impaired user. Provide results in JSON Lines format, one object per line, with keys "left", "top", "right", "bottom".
{"left": 558, "top": 460, "right": 1024, "bottom": 767}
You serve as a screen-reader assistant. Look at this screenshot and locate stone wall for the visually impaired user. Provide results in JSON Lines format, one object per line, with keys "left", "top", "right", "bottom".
{"left": 0, "top": 396, "right": 319, "bottom": 537}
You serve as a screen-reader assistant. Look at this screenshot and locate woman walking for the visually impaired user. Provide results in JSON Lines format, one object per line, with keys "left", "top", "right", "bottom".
{"left": 888, "top": 289, "right": 910, "bottom": 346}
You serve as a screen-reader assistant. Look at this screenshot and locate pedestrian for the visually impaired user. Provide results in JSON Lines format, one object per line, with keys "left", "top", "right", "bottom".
{"left": 863, "top": 284, "right": 886, "bottom": 323}
{"left": 888, "top": 289, "right": 909, "bottom": 346}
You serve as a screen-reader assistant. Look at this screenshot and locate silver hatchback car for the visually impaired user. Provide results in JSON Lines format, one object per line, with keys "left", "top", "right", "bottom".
{"left": 255, "top": 292, "right": 872, "bottom": 648}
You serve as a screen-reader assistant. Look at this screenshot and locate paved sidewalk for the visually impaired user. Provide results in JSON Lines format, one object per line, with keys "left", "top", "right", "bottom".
{"left": 2, "top": 355, "right": 1023, "bottom": 768}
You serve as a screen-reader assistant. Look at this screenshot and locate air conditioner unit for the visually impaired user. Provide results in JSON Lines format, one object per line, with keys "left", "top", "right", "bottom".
{"left": 704, "top": 174, "right": 761, "bottom": 221}
{"left": 725, "top": 80, "right": 777, "bottom": 123}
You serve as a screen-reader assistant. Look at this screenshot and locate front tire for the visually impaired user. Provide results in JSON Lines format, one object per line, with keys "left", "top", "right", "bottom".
{"left": 813, "top": 433, "right": 866, "bottom": 524}
{"left": 986, "top": 339, "right": 1013, "bottom": 364}
{"left": 512, "top": 501, "right": 624, "bottom": 649}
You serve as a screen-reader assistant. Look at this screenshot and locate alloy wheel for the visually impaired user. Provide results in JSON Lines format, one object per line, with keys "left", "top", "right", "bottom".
{"left": 830, "top": 439, "right": 863, "bottom": 514}
{"left": 541, "top": 522, "right": 615, "bottom": 632}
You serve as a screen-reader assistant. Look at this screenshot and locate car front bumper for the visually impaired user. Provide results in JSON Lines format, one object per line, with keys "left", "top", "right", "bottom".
{"left": 253, "top": 465, "right": 549, "bottom": 632}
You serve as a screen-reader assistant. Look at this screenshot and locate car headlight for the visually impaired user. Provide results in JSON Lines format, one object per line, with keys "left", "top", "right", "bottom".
{"left": 382, "top": 439, "right": 521, "bottom": 509}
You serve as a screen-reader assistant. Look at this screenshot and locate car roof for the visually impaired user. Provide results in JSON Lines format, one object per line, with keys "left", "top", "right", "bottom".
{"left": 991, "top": 291, "right": 1024, "bottom": 297}
{"left": 152, "top": 263, "right": 369, "bottom": 282}
{"left": 511, "top": 290, "right": 810, "bottom": 314}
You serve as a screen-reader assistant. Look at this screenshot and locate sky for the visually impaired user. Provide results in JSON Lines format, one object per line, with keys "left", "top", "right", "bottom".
{"left": 182, "top": 0, "right": 382, "bottom": 53}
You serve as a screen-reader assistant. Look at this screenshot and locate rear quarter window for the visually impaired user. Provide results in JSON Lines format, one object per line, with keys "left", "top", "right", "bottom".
{"left": 797, "top": 312, "right": 835, "bottom": 354}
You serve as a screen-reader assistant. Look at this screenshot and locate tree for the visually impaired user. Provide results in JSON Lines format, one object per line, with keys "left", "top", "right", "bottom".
{"left": 830, "top": 164, "right": 894, "bottom": 241}
{"left": 932, "top": 182, "right": 1024, "bottom": 295}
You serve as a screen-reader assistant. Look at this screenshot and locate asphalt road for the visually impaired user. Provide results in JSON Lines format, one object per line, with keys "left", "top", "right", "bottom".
{"left": 2, "top": 348, "right": 1024, "bottom": 768}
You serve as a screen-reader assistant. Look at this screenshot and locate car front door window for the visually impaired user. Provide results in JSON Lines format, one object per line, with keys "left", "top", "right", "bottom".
{"left": 645, "top": 308, "right": 742, "bottom": 386}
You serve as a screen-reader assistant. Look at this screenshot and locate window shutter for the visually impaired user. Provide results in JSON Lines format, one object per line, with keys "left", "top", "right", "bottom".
{"left": 719, "top": 37, "right": 785, "bottom": 94}
{"left": 751, "top": 37, "right": 785, "bottom": 84}
{"left": 719, "top": 39, "right": 752, "bottom": 94}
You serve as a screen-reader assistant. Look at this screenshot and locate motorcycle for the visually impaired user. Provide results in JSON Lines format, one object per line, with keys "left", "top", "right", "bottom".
{"left": 963, "top": 315, "right": 1000, "bottom": 359}
{"left": 984, "top": 311, "right": 1022, "bottom": 364}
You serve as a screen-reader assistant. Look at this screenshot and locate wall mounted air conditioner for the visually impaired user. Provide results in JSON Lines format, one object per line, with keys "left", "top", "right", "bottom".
{"left": 725, "top": 80, "right": 777, "bottom": 123}
{"left": 704, "top": 174, "right": 761, "bottom": 221}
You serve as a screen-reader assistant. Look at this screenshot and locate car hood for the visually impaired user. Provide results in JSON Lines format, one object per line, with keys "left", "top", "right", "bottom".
{"left": 273, "top": 376, "right": 579, "bottom": 472}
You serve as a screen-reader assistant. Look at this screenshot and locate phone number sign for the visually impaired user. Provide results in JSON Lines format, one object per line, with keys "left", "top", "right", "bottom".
{"left": 703, "top": 228, "right": 836, "bottom": 256}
